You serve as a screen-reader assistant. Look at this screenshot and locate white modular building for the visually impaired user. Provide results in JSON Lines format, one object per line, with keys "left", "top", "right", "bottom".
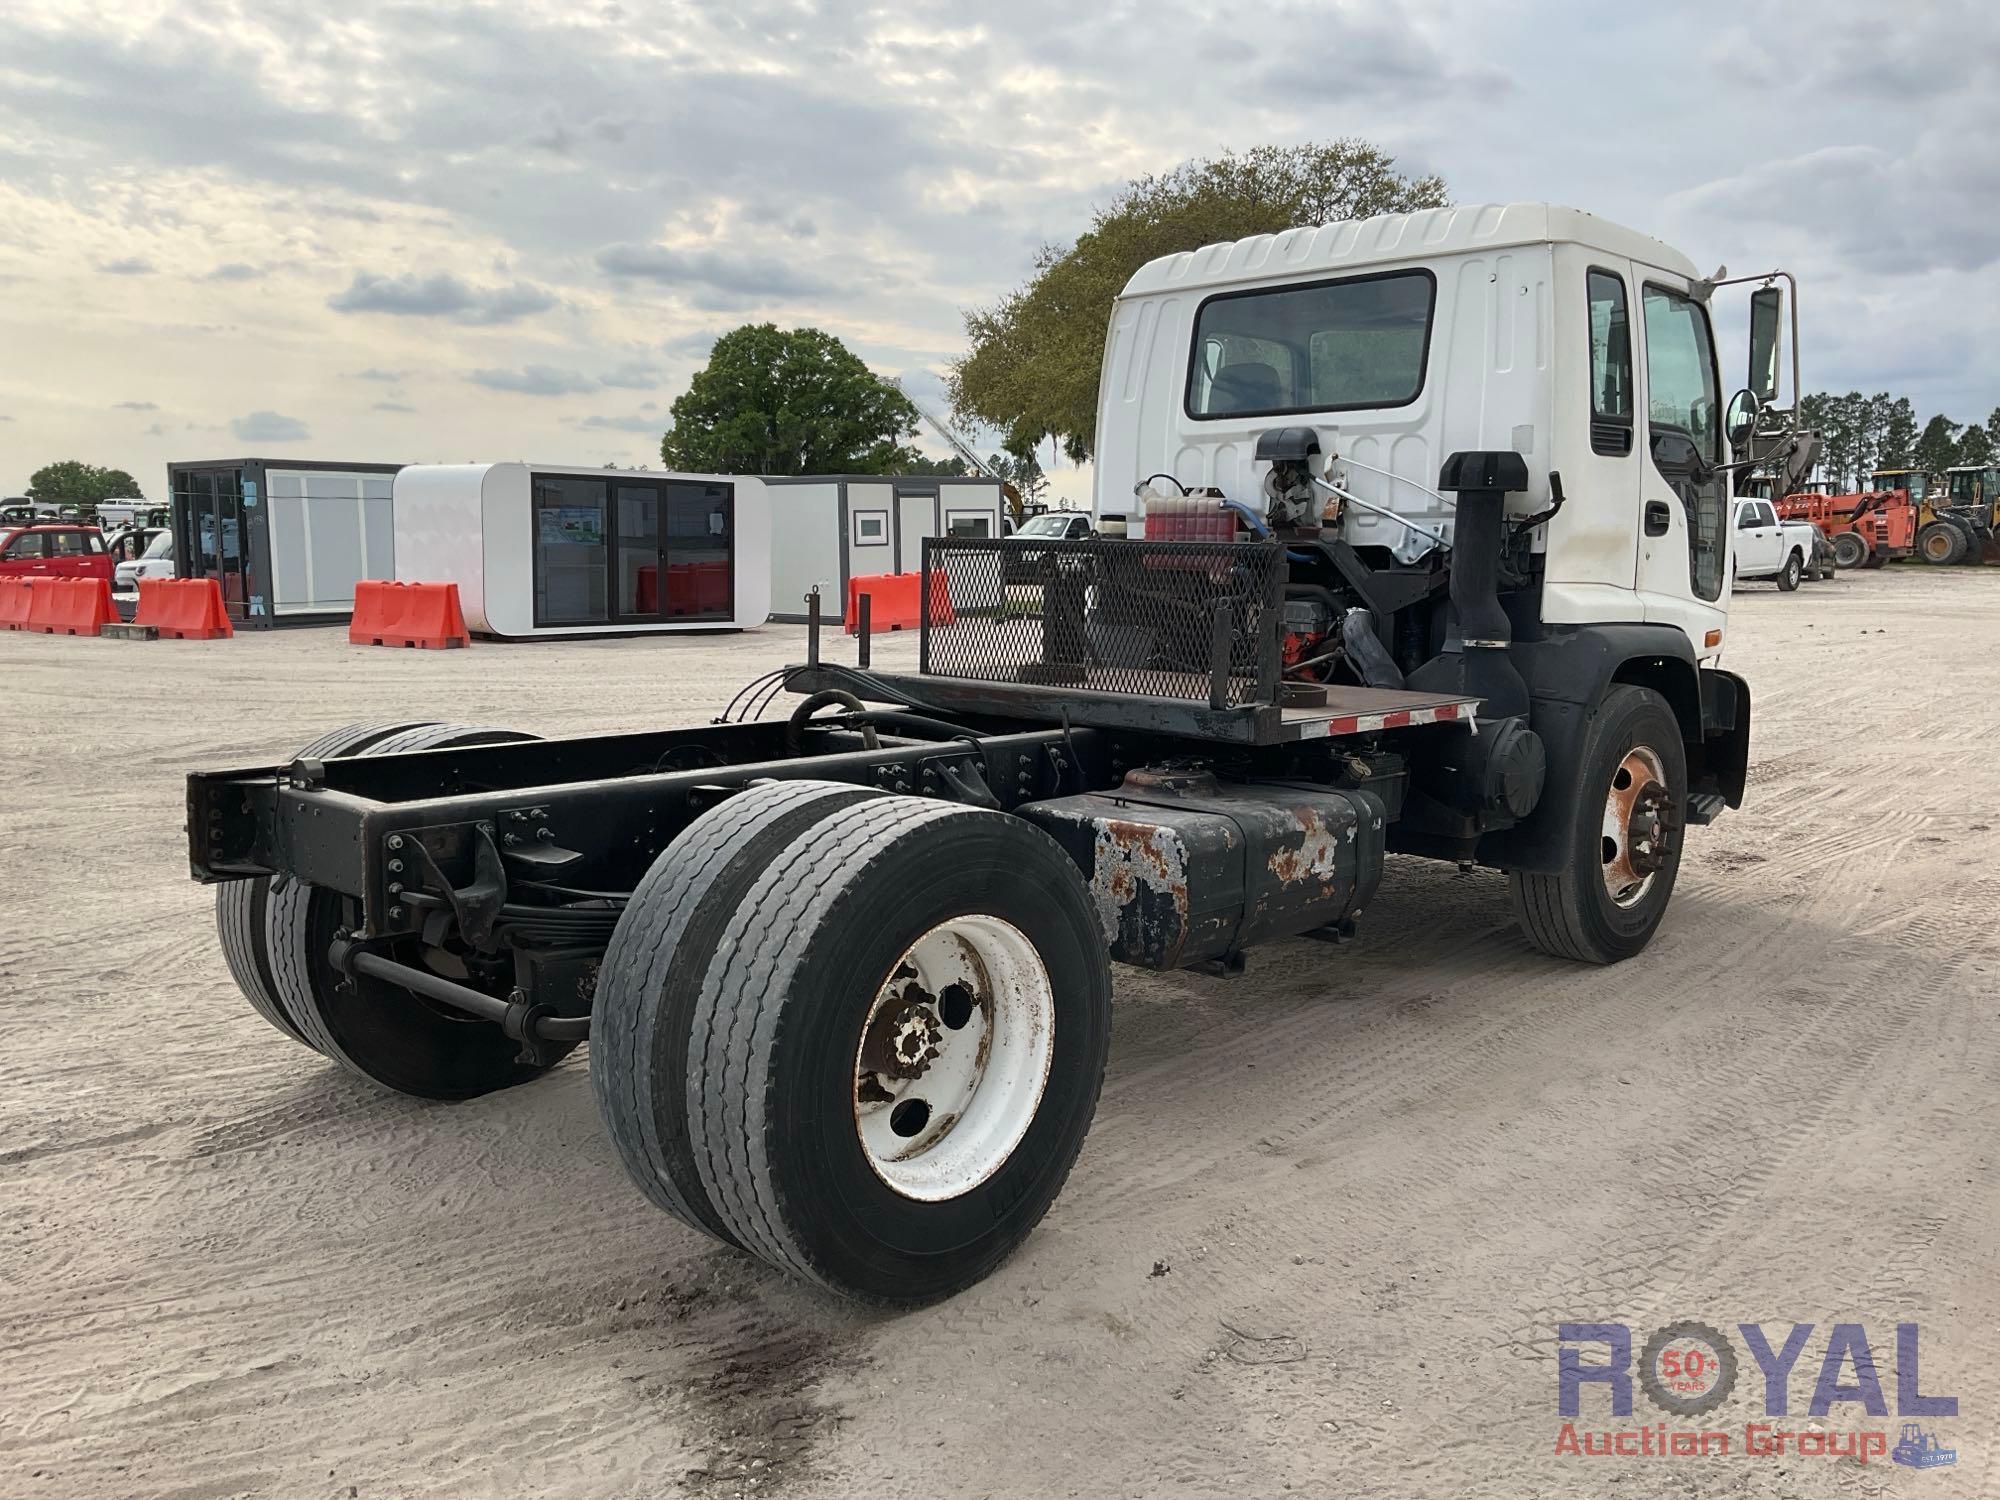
{"left": 391, "top": 463, "right": 771, "bottom": 638}
{"left": 763, "top": 476, "right": 1006, "bottom": 621}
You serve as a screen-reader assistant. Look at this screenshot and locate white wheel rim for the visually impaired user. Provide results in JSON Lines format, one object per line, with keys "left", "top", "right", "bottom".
{"left": 852, "top": 914, "right": 1055, "bottom": 1202}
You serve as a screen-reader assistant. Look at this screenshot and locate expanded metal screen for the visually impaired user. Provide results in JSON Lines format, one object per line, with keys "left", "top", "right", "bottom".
{"left": 918, "top": 537, "right": 1285, "bottom": 709}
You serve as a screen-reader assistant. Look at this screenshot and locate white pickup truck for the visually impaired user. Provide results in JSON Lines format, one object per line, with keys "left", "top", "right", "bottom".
{"left": 1732, "top": 496, "right": 1822, "bottom": 590}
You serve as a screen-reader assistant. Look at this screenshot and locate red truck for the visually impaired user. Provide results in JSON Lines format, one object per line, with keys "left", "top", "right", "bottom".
{"left": 0, "top": 523, "right": 115, "bottom": 584}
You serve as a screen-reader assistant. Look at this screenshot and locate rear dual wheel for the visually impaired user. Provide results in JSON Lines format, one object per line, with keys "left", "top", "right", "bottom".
{"left": 216, "top": 720, "right": 438, "bottom": 1051}
{"left": 218, "top": 720, "right": 568, "bottom": 1100}
{"left": 593, "top": 783, "right": 1113, "bottom": 1304}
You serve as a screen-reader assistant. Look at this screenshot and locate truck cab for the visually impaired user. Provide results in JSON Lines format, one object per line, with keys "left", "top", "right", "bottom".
{"left": 1094, "top": 202, "right": 1791, "bottom": 887}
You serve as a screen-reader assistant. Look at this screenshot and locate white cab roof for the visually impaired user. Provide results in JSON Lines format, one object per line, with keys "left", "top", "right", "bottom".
{"left": 1120, "top": 202, "right": 1701, "bottom": 299}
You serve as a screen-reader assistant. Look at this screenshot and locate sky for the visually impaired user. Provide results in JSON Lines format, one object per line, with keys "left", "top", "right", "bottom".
{"left": 1, "top": 0, "right": 1995, "bottom": 506}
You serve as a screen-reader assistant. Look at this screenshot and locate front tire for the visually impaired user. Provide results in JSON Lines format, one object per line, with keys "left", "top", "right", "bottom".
{"left": 1510, "top": 686, "right": 1687, "bottom": 965}
{"left": 1917, "top": 521, "right": 1968, "bottom": 566}
{"left": 1831, "top": 531, "right": 1869, "bottom": 569}
{"left": 686, "top": 797, "right": 1113, "bottom": 1304}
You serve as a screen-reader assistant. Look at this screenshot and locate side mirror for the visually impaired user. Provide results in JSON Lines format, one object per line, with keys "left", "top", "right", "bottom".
{"left": 1724, "top": 388, "right": 1762, "bottom": 457}
{"left": 1748, "top": 287, "right": 1783, "bottom": 405}
{"left": 1736, "top": 509, "right": 1760, "bottom": 529}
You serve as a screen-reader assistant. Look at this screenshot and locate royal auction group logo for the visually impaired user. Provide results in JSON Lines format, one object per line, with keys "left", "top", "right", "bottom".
{"left": 1557, "top": 1321, "right": 1958, "bottom": 1468}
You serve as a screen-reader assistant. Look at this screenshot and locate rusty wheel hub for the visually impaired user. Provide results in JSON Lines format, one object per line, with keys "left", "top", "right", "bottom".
{"left": 861, "top": 989, "right": 945, "bottom": 1080}
{"left": 1600, "top": 745, "right": 1673, "bottom": 908}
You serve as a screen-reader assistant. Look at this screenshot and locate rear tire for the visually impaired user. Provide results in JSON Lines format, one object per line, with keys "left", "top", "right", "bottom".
{"left": 216, "top": 720, "right": 439, "bottom": 1049}
{"left": 1510, "top": 686, "right": 1686, "bottom": 965}
{"left": 264, "top": 722, "right": 569, "bottom": 1101}
{"left": 686, "top": 797, "right": 1113, "bottom": 1304}
{"left": 592, "top": 779, "right": 889, "bottom": 1248}
{"left": 1777, "top": 551, "right": 1803, "bottom": 591}
{"left": 1831, "top": 532, "right": 1869, "bottom": 569}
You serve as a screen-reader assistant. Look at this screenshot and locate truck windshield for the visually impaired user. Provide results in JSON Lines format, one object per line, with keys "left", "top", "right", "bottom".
{"left": 1016, "top": 514, "right": 1070, "bottom": 537}
{"left": 1186, "top": 270, "right": 1434, "bottom": 419}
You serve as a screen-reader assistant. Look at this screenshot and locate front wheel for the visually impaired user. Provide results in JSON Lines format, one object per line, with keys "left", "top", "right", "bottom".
{"left": 1510, "top": 686, "right": 1687, "bottom": 965}
{"left": 1831, "top": 531, "right": 1869, "bottom": 570}
{"left": 685, "top": 796, "right": 1113, "bottom": 1304}
{"left": 1777, "top": 551, "right": 1803, "bottom": 591}
{"left": 1916, "top": 521, "right": 1968, "bottom": 566}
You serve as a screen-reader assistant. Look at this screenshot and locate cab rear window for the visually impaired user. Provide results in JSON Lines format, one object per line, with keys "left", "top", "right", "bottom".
{"left": 1186, "top": 269, "right": 1435, "bottom": 419}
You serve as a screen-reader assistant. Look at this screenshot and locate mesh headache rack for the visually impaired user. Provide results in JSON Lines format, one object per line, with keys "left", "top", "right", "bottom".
{"left": 797, "top": 537, "right": 1480, "bottom": 747}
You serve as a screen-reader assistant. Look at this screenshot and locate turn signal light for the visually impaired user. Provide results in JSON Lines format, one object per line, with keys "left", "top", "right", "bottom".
{"left": 1704, "top": 629, "right": 1723, "bottom": 648}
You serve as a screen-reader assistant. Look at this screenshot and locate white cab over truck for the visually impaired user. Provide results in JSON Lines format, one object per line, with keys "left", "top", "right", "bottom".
{"left": 188, "top": 203, "right": 1805, "bottom": 1305}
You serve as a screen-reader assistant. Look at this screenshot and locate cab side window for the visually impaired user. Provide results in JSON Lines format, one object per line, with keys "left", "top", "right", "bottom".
{"left": 1643, "top": 284, "right": 1726, "bottom": 601}
{"left": 4, "top": 532, "right": 44, "bottom": 559}
{"left": 1587, "top": 269, "right": 1634, "bottom": 455}
{"left": 49, "top": 529, "right": 89, "bottom": 555}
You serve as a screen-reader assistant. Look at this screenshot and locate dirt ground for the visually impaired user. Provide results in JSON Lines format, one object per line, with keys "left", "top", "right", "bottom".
{"left": 3, "top": 570, "right": 1996, "bottom": 1500}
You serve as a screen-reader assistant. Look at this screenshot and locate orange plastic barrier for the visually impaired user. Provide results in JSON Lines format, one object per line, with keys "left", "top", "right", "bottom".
{"left": 349, "top": 580, "right": 470, "bottom": 649}
{"left": 133, "top": 577, "right": 235, "bottom": 640}
{"left": 844, "top": 570, "right": 954, "bottom": 634}
{"left": 26, "top": 577, "right": 118, "bottom": 637}
{"left": 0, "top": 577, "right": 33, "bottom": 630}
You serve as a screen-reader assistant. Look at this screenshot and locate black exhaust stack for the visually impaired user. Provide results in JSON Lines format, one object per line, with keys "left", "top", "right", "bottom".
{"left": 1435, "top": 450, "right": 1531, "bottom": 719}
{"left": 1404, "top": 451, "right": 1545, "bottom": 826}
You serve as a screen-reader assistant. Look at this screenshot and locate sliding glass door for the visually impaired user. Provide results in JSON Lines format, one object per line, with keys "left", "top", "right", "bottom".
{"left": 534, "top": 473, "right": 732, "bottom": 627}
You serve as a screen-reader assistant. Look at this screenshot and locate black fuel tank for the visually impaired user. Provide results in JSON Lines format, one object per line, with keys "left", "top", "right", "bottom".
{"left": 1019, "top": 768, "right": 1387, "bottom": 970}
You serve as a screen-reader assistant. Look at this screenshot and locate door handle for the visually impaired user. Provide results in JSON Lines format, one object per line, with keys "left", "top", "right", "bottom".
{"left": 1644, "top": 501, "right": 1671, "bottom": 537}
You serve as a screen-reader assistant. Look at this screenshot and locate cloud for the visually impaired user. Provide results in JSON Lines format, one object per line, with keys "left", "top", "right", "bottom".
{"left": 349, "top": 367, "right": 406, "bottom": 382}
{"left": 578, "top": 413, "right": 664, "bottom": 434}
{"left": 599, "top": 360, "right": 662, "bottom": 390}
{"left": 99, "top": 257, "right": 156, "bottom": 275}
{"left": 1, "top": 0, "right": 1997, "bottom": 474}
{"left": 468, "top": 364, "right": 599, "bottom": 396}
{"left": 114, "top": 400, "right": 160, "bottom": 411}
{"left": 329, "top": 270, "right": 557, "bottom": 324}
{"left": 1672, "top": 136, "right": 2000, "bottom": 276}
{"left": 596, "top": 243, "right": 834, "bottom": 306}
{"left": 372, "top": 400, "right": 417, "bottom": 413}
{"left": 231, "top": 410, "right": 311, "bottom": 442}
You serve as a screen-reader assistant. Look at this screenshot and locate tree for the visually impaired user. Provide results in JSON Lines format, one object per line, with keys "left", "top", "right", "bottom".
{"left": 899, "top": 454, "right": 971, "bottom": 477}
{"left": 1914, "top": 414, "right": 1964, "bottom": 476}
{"left": 1955, "top": 424, "right": 1994, "bottom": 467}
{"left": 987, "top": 450, "right": 1048, "bottom": 509}
{"left": 950, "top": 140, "right": 1448, "bottom": 460}
{"left": 26, "top": 461, "right": 143, "bottom": 514}
{"left": 1986, "top": 406, "right": 2000, "bottom": 457}
{"left": 659, "top": 324, "right": 922, "bottom": 475}
{"left": 1878, "top": 396, "right": 1919, "bottom": 471}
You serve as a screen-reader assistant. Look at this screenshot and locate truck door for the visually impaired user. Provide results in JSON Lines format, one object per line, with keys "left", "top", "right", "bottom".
{"left": 1634, "top": 282, "right": 1728, "bottom": 650}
